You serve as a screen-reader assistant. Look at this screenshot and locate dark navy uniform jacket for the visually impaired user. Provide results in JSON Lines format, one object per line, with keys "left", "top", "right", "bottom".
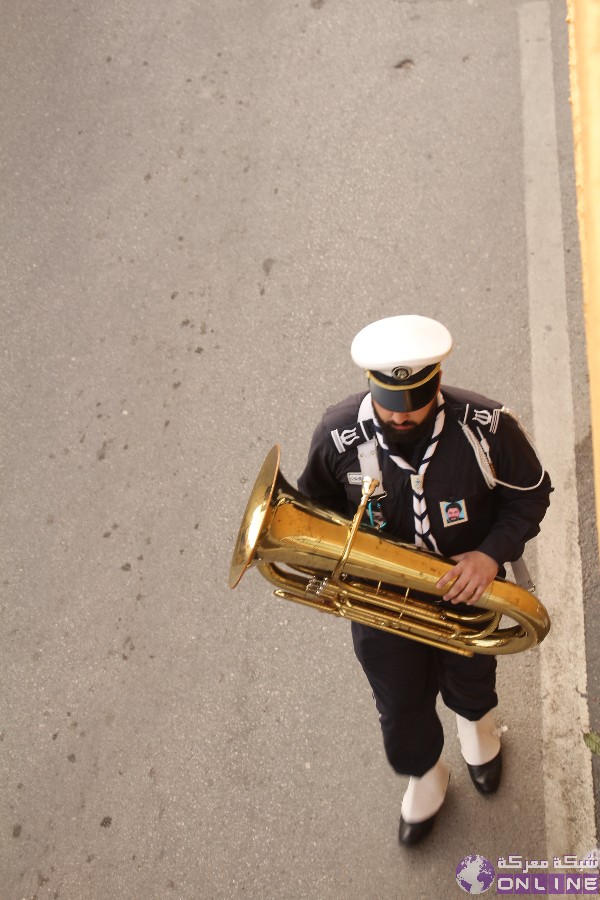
{"left": 297, "top": 387, "right": 552, "bottom": 567}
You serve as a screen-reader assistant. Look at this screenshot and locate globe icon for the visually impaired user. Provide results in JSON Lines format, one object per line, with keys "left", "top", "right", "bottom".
{"left": 455, "top": 855, "right": 495, "bottom": 894}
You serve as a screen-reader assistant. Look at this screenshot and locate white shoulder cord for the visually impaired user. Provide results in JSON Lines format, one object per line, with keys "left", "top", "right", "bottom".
{"left": 460, "top": 406, "right": 544, "bottom": 592}
{"left": 460, "top": 406, "right": 547, "bottom": 492}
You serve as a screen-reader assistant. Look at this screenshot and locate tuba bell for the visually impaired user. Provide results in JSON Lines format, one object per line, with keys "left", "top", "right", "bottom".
{"left": 229, "top": 445, "right": 550, "bottom": 656}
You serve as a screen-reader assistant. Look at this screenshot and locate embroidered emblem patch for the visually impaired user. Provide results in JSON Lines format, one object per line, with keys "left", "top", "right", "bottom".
{"left": 440, "top": 499, "right": 468, "bottom": 527}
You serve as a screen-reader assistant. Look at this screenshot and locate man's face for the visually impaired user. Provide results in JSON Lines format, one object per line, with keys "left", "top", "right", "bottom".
{"left": 447, "top": 505, "right": 461, "bottom": 521}
{"left": 372, "top": 395, "right": 438, "bottom": 448}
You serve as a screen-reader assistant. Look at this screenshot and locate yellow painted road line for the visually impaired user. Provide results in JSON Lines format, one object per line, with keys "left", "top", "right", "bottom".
{"left": 519, "top": 0, "right": 597, "bottom": 858}
{"left": 567, "top": 0, "right": 600, "bottom": 554}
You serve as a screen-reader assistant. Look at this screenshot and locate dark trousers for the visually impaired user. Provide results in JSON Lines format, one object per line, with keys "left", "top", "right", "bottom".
{"left": 351, "top": 622, "right": 498, "bottom": 777}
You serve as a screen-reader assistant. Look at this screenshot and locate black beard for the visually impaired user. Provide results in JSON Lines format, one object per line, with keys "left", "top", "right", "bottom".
{"left": 377, "top": 406, "right": 437, "bottom": 451}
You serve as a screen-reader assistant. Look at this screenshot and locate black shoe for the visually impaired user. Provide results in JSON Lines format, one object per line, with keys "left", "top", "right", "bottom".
{"left": 398, "top": 813, "right": 436, "bottom": 847}
{"left": 467, "top": 750, "right": 502, "bottom": 795}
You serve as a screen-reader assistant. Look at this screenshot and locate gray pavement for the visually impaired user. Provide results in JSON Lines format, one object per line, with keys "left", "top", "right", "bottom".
{"left": 1, "top": 1, "right": 598, "bottom": 898}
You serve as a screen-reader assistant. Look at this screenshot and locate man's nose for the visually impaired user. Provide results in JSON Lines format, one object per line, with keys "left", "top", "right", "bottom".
{"left": 390, "top": 411, "right": 410, "bottom": 424}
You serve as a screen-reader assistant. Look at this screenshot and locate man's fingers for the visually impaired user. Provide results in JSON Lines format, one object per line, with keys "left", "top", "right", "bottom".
{"left": 448, "top": 584, "right": 482, "bottom": 606}
{"left": 436, "top": 570, "right": 455, "bottom": 590}
{"left": 436, "top": 551, "right": 497, "bottom": 605}
{"left": 443, "top": 576, "right": 479, "bottom": 605}
{"left": 438, "top": 572, "right": 462, "bottom": 599}
{"left": 440, "top": 572, "right": 487, "bottom": 605}
{"left": 435, "top": 554, "right": 465, "bottom": 590}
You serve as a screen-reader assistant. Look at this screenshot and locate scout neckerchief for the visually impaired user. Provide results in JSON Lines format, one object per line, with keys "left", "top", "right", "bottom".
{"left": 360, "top": 392, "right": 446, "bottom": 553}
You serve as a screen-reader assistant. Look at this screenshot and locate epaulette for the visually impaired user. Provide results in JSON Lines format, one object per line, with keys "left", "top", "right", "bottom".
{"left": 330, "top": 418, "right": 376, "bottom": 454}
{"left": 461, "top": 401, "right": 504, "bottom": 435}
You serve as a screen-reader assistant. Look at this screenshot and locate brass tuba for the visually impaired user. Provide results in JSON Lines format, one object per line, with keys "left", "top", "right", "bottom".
{"left": 229, "top": 445, "right": 550, "bottom": 656}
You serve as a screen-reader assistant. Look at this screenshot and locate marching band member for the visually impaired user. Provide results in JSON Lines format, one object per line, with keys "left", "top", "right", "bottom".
{"left": 297, "top": 315, "right": 552, "bottom": 846}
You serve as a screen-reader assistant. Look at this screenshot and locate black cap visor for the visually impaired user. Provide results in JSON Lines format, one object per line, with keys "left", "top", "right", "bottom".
{"left": 368, "top": 370, "right": 440, "bottom": 413}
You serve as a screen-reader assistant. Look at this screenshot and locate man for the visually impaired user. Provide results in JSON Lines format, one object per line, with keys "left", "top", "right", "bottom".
{"left": 444, "top": 501, "right": 465, "bottom": 524}
{"left": 297, "top": 315, "right": 552, "bottom": 846}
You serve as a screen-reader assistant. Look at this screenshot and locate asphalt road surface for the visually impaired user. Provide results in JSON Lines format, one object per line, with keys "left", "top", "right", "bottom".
{"left": 1, "top": 1, "right": 598, "bottom": 898}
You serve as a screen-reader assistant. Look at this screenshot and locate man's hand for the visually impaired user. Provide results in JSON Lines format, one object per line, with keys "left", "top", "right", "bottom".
{"left": 436, "top": 551, "right": 499, "bottom": 606}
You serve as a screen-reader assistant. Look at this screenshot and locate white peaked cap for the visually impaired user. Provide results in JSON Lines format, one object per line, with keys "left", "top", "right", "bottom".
{"left": 351, "top": 315, "right": 453, "bottom": 377}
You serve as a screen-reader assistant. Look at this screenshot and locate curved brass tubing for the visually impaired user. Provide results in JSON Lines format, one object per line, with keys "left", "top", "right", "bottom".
{"left": 230, "top": 445, "right": 551, "bottom": 657}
